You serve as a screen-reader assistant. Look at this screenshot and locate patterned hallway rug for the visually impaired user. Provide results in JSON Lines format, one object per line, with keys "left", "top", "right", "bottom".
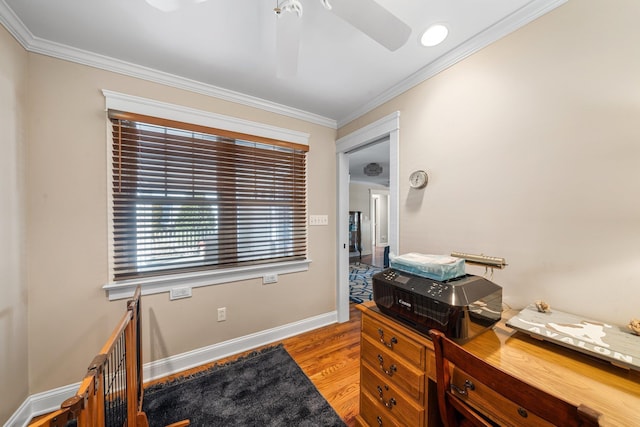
{"left": 143, "top": 345, "right": 345, "bottom": 427}
{"left": 349, "top": 263, "right": 383, "bottom": 304}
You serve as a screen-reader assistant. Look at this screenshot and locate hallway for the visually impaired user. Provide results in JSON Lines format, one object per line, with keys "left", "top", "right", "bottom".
{"left": 359, "top": 246, "right": 386, "bottom": 268}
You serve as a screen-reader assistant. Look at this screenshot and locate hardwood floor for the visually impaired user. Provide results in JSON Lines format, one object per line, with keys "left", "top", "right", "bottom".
{"left": 282, "top": 303, "right": 361, "bottom": 426}
{"left": 360, "top": 245, "right": 386, "bottom": 268}
{"left": 146, "top": 303, "right": 362, "bottom": 426}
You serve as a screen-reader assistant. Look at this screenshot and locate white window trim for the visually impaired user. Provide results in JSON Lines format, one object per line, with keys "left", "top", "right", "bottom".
{"left": 102, "top": 90, "right": 310, "bottom": 145}
{"left": 102, "top": 90, "right": 310, "bottom": 300}
{"left": 104, "top": 259, "right": 312, "bottom": 301}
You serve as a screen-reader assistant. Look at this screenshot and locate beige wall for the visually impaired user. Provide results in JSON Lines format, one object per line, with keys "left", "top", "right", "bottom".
{"left": 340, "top": 0, "right": 640, "bottom": 325}
{"left": 0, "top": 25, "right": 29, "bottom": 424}
{"left": 21, "top": 54, "right": 336, "bottom": 395}
{"left": 4, "top": 0, "right": 640, "bottom": 421}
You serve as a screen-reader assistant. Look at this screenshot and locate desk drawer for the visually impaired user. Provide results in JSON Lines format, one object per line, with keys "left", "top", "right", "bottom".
{"left": 361, "top": 363, "right": 424, "bottom": 427}
{"left": 362, "top": 315, "right": 425, "bottom": 369}
{"left": 452, "top": 368, "right": 555, "bottom": 427}
{"left": 361, "top": 335, "right": 425, "bottom": 401}
{"left": 359, "top": 389, "right": 403, "bottom": 427}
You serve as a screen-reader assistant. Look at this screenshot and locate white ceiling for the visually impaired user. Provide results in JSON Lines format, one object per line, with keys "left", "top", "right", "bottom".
{"left": 348, "top": 139, "right": 390, "bottom": 187}
{"left": 0, "top": 0, "right": 564, "bottom": 128}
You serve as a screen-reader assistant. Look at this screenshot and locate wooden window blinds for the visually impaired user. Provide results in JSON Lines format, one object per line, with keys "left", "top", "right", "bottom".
{"left": 109, "top": 110, "right": 308, "bottom": 281}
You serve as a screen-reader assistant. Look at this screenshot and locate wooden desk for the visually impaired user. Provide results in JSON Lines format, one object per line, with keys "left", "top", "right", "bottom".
{"left": 356, "top": 301, "right": 640, "bottom": 427}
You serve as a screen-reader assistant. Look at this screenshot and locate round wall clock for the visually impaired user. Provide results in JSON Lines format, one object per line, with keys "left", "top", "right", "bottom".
{"left": 409, "top": 170, "right": 428, "bottom": 189}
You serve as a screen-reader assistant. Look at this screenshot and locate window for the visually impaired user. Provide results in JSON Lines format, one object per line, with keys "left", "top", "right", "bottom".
{"left": 108, "top": 110, "right": 308, "bottom": 283}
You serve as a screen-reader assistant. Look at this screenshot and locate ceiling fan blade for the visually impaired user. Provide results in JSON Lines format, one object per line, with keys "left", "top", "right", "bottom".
{"left": 330, "top": 0, "right": 411, "bottom": 51}
{"left": 145, "top": 0, "right": 207, "bottom": 12}
{"left": 145, "top": 0, "right": 183, "bottom": 12}
{"left": 276, "top": 12, "right": 302, "bottom": 78}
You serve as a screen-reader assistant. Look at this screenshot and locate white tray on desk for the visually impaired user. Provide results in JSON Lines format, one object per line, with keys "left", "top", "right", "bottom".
{"left": 506, "top": 305, "right": 640, "bottom": 371}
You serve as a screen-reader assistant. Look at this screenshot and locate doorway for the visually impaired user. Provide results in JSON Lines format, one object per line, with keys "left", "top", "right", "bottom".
{"left": 368, "top": 190, "right": 389, "bottom": 267}
{"left": 335, "top": 112, "right": 400, "bottom": 322}
{"left": 346, "top": 139, "right": 389, "bottom": 263}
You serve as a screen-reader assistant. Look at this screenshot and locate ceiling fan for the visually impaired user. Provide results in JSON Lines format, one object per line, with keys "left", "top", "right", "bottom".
{"left": 145, "top": 0, "right": 411, "bottom": 77}
{"left": 273, "top": 0, "right": 411, "bottom": 77}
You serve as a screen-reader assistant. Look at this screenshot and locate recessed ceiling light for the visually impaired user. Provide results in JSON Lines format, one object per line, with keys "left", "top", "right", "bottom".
{"left": 420, "top": 24, "right": 449, "bottom": 47}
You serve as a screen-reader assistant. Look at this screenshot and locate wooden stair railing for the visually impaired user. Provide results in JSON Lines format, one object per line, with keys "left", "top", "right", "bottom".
{"left": 29, "top": 287, "right": 189, "bottom": 427}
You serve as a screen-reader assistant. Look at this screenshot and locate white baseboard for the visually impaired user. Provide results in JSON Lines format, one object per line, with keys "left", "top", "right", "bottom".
{"left": 3, "top": 383, "right": 79, "bottom": 427}
{"left": 4, "top": 310, "right": 338, "bottom": 427}
{"left": 144, "top": 310, "right": 338, "bottom": 382}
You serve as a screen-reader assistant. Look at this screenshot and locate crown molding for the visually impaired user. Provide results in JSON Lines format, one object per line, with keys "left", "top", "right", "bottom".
{"left": 0, "top": 0, "right": 29, "bottom": 46}
{"left": 0, "top": 1, "right": 337, "bottom": 129}
{"left": 336, "top": 0, "right": 568, "bottom": 128}
{"left": 0, "top": 0, "right": 565, "bottom": 138}
{"left": 336, "top": 110, "right": 399, "bottom": 151}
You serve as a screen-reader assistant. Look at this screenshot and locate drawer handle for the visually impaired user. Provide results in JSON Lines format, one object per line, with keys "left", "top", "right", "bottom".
{"left": 377, "top": 328, "right": 398, "bottom": 349}
{"left": 451, "top": 379, "right": 475, "bottom": 396}
{"left": 377, "top": 354, "right": 397, "bottom": 377}
{"left": 376, "top": 415, "right": 383, "bottom": 426}
{"left": 376, "top": 385, "right": 397, "bottom": 409}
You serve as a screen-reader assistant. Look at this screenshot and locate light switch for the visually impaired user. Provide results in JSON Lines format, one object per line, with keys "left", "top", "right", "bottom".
{"left": 309, "top": 215, "right": 329, "bottom": 226}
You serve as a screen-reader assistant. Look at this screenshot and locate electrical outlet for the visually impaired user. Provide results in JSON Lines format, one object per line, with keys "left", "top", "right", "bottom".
{"left": 217, "top": 307, "right": 226, "bottom": 322}
{"left": 263, "top": 273, "right": 278, "bottom": 284}
{"left": 169, "top": 287, "right": 192, "bottom": 300}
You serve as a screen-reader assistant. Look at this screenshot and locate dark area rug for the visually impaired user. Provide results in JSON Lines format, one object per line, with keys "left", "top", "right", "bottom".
{"left": 142, "top": 345, "right": 346, "bottom": 427}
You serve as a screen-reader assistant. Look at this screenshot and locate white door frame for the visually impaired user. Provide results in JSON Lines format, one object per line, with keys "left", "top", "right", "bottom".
{"left": 371, "top": 194, "right": 379, "bottom": 247}
{"left": 335, "top": 112, "right": 400, "bottom": 322}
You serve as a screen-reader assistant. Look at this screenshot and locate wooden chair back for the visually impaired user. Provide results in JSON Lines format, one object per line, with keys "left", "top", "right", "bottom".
{"left": 429, "top": 329, "right": 601, "bottom": 427}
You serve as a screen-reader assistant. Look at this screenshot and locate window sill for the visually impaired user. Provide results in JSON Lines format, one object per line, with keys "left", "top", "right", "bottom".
{"left": 103, "top": 259, "right": 311, "bottom": 301}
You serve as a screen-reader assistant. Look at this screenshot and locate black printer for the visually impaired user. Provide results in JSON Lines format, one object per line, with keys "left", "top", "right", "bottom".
{"left": 372, "top": 268, "right": 502, "bottom": 343}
